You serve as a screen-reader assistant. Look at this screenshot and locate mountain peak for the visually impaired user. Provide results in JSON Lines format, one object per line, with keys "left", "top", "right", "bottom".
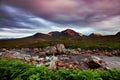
{"left": 116, "top": 32, "right": 120, "bottom": 36}
{"left": 62, "top": 29, "right": 75, "bottom": 33}
{"left": 33, "top": 33, "right": 43, "bottom": 37}
{"left": 62, "top": 29, "right": 76, "bottom": 34}
{"left": 89, "top": 32, "right": 104, "bottom": 37}
{"left": 48, "top": 31, "right": 60, "bottom": 36}
{"left": 61, "top": 29, "right": 83, "bottom": 37}
{"left": 33, "top": 33, "right": 49, "bottom": 38}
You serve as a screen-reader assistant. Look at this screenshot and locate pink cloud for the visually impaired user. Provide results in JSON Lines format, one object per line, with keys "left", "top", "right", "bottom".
{"left": 1, "top": 0, "right": 120, "bottom": 22}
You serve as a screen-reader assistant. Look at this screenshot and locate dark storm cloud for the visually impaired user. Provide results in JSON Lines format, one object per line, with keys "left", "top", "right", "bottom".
{"left": 0, "top": 4, "right": 53, "bottom": 32}
{"left": 0, "top": 0, "right": 120, "bottom": 38}
{"left": 0, "top": 4, "right": 32, "bottom": 29}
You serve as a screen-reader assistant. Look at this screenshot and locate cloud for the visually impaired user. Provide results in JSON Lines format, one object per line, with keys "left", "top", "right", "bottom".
{"left": 0, "top": 5, "right": 56, "bottom": 30}
{"left": 0, "top": 5, "right": 34, "bottom": 29}
{"left": 0, "top": 4, "right": 59, "bottom": 38}
{"left": 89, "top": 16, "right": 120, "bottom": 34}
{"left": 0, "top": 0, "right": 120, "bottom": 38}
{"left": 1, "top": 0, "right": 120, "bottom": 23}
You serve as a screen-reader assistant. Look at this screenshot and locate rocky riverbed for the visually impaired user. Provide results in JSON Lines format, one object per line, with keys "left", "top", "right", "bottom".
{"left": 0, "top": 44, "right": 120, "bottom": 70}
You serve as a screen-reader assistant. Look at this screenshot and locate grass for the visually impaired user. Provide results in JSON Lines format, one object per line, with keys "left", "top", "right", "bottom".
{"left": 0, "top": 35, "right": 120, "bottom": 50}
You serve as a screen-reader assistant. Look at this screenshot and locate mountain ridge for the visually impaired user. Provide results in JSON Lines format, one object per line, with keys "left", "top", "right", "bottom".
{"left": 0, "top": 29, "right": 119, "bottom": 40}
{"left": 30, "top": 29, "right": 116, "bottom": 39}
{"left": 0, "top": 29, "right": 119, "bottom": 49}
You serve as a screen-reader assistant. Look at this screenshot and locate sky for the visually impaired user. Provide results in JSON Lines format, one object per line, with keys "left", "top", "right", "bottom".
{"left": 0, "top": 0, "right": 120, "bottom": 38}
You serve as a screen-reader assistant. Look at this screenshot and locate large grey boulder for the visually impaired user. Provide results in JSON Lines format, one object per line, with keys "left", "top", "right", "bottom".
{"left": 44, "top": 44, "right": 66, "bottom": 55}
{"left": 56, "top": 44, "right": 66, "bottom": 54}
{"left": 45, "top": 46, "right": 57, "bottom": 55}
{"left": 49, "top": 46, "right": 57, "bottom": 55}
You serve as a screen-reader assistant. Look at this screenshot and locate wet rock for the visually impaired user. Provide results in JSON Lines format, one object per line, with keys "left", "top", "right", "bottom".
{"left": 65, "top": 49, "right": 79, "bottom": 55}
{"left": 17, "top": 56, "right": 25, "bottom": 60}
{"left": 56, "top": 44, "right": 66, "bottom": 54}
{"left": 57, "top": 61, "right": 65, "bottom": 67}
{"left": 0, "top": 52, "right": 2, "bottom": 57}
{"left": 69, "top": 64, "right": 73, "bottom": 69}
{"left": 36, "top": 63, "right": 44, "bottom": 67}
{"left": 49, "top": 46, "right": 58, "bottom": 55}
{"left": 44, "top": 46, "right": 50, "bottom": 53}
{"left": 73, "top": 65, "right": 79, "bottom": 69}
{"left": 65, "top": 49, "right": 71, "bottom": 54}
{"left": 49, "top": 56, "right": 58, "bottom": 70}
{"left": 24, "top": 57, "right": 31, "bottom": 62}
{"left": 1, "top": 48, "right": 7, "bottom": 52}
{"left": 39, "top": 52, "right": 46, "bottom": 57}
{"left": 32, "top": 61, "right": 38, "bottom": 65}
{"left": 2, "top": 51, "right": 21, "bottom": 59}
{"left": 45, "top": 56, "right": 51, "bottom": 60}
{"left": 34, "top": 48, "right": 39, "bottom": 51}
{"left": 73, "top": 61, "right": 80, "bottom": 65}
{"left": 87, "top": 56, "right": 104, "bottom": 69}
{"left": 77, "top": 48, "right": 81, "bottom": 52}
{"left": 105, "top": 52, "right": 113, "bottom": 57}
{"left": 45, "top": 46, "right": 57, "bottom": 55}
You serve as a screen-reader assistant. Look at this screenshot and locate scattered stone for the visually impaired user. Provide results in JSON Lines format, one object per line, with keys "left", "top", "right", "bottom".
{"left": 105, "top": 52, "right": 113, "bottom": 57}
{"left": 39, "top": 52, "right": 46, "bottom": 57}
{"left": 1, "top": 48, "right": 7, "bottom": 52}
{"left": 36, "top": 63, "right": 44, "bottom": 67}
{"left": 57, "top": 61, "right": 65, "bottom": 67}
{"left": 73, "top": 61, "right": 79, "bottom": 65}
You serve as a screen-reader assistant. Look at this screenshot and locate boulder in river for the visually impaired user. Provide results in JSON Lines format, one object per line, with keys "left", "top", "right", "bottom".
{"left": 49, "top": 56, "right": 59, "bottom": 70}
{"left": 87, "top": 56, "right": 104, "bottom": 69}
{"left": 56, "top": 44, "right": 66, "bottom": 54}
{"left": 45, "top": 46, "right": 57, "bottom": 55}
{"left": 82, "top": 56, "right": 106, "bottom": 69}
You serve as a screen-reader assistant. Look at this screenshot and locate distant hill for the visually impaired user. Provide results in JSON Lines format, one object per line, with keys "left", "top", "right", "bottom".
{"left": 18, "top": 29, "right": 118, "bottom": 39}
{"left": 0, "top": 29, "right": 119, "bottom": 49}
{"left": 89, "top": 33, "right": 104, "bottom": 37}
{"left": 47, "top": 29, "right": 83, "bottom": 38}
{"left": 32, "top": 33, "right": 50, "bottom": 39}
{"left": 25, "top": 29, "right": 84, "bottom": 39}
{"left": 48, "top": 31, "right": 61, "bottom": 36}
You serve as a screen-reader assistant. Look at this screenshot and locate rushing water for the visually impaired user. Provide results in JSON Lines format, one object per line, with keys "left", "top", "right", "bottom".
{"left": 57, "top": 54, "right": 120, "bottom": 69}
{"left": 100, "top": 56, "right": 120, "bottom": 69}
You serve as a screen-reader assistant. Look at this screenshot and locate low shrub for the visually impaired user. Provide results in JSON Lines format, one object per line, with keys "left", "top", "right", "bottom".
{"left": 0, "top": 58, "right": 120, "bottom": 80}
